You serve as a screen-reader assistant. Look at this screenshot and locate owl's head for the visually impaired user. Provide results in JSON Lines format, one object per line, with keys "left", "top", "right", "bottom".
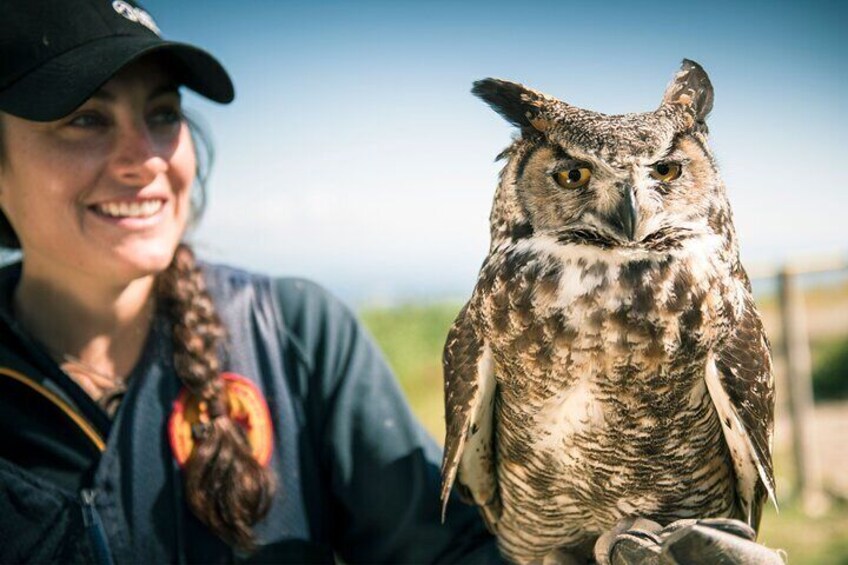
{"left": 478, "top": 59, "right": 734, "bottom": 253}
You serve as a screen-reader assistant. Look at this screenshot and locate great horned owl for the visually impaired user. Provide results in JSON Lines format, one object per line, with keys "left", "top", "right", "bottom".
{"left": 441, "top": 60, "right": 776, "bottom": 563}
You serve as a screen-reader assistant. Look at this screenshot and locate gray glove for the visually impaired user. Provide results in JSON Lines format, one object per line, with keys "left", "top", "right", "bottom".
{"left": 594, "top": 517, "right": 784, "bottom": 565}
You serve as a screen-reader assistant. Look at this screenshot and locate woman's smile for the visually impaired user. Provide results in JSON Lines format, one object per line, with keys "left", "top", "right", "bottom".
{"left": 89, "top": 197, "right": 169, "bottom": 225}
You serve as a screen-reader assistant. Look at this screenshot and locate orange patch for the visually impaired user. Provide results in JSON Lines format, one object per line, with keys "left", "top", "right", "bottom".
{"left": 168, "top": 372, "right": 274, "bottom": 467}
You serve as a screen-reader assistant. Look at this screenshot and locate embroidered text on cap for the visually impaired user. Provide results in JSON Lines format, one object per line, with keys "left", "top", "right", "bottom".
{"left": 112, "top": 0, "right": 160, "bottom": 35}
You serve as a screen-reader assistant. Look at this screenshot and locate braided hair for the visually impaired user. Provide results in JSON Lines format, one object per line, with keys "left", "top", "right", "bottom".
{"left": 157, "top": 243, "right": 275, "bottom": 549}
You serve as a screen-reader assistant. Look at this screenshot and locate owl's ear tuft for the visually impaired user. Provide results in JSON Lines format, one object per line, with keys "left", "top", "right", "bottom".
{"left": 662, "top": 59, "right": 714, "bottom": 124}
{"left": 472, "top": 78, "right": 551, "bottom": 133}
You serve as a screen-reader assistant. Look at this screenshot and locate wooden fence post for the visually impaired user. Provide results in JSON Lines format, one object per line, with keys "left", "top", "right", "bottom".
{"left": 776, "top": 266, "right": 829, "bottom": 515}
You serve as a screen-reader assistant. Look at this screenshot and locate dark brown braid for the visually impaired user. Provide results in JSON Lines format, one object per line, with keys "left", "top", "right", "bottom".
{"left": 157, "top": 243, "right": 275, "bottom": 550}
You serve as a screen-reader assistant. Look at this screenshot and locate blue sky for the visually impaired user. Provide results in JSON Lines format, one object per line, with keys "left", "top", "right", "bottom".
{"left": 145, "top": 0, "right": 846, "bottom": 303}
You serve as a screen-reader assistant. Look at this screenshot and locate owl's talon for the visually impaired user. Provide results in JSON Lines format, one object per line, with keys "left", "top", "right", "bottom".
{"left": 594, "top": 516, "right": 662, "bottom": 565}
{"left": 595, "top": 516, "right": 781, "bottom": 565}
{"left": 608, "top": 534, "right": 661, "bottom": 565}
{"left": 675, "top": 517, "right": 757, "bottom": 541}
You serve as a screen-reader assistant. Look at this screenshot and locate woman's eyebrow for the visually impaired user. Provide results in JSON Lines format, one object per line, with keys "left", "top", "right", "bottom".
{"left": 88, "top": 89, "right": 116, "bottom": 102}
{"left": 149, "top": 83, "right": 181, "bottom": 100}
{"left": 87, "top": 83, "right": 180, "bottom": 103}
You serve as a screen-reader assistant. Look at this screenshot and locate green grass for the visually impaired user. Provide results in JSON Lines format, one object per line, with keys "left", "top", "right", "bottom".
{"left": 757, "top": 448, "right": 848, "bottom": 564}
{"left": 759, "top": 501, "right": 848, "bottom": 565}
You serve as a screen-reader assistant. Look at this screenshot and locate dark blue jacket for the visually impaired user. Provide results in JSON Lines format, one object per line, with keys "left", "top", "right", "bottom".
{"left": 0, "top": 261, "right": 500, "bottom": 563}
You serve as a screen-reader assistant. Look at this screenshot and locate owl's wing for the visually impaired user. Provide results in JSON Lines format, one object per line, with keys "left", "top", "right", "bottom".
{"left": 705, "top": 282, "right": 777, "bottom": 530}
{"left": 440, "top": 303, "right": 500, "bottom": 529}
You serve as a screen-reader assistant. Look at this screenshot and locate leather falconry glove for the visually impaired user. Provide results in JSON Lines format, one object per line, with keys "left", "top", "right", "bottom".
{"left": 594, "top": 517, "right": 784, "bottom": 565}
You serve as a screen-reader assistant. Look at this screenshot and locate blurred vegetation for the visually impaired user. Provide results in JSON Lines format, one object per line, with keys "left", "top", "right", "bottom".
{"left": 358, "top": 282, "right": 848, "bottom": 564}
{"left": 811, "top": 336, "right": 848, "bottom": 400}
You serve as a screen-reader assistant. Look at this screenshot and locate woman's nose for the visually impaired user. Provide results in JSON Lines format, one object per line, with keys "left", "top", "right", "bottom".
{"left": 109, "top": 120, "right": 168, "bottom": 186}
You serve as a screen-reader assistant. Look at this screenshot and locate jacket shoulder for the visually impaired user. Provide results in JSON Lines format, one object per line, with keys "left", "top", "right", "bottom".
{"left": 199, "top": 262, "right": 343, "bottom": 316}
{"left": 272, "top": 277, "right": 360, "bottom": 372}
{"left": 198, "top": 261, "right": 355, "bottom": 372}
{"left": 274, "top": 278, "right": 354, "bottom": 330}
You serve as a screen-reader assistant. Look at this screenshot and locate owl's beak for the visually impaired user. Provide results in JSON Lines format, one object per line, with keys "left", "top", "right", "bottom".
{"left": 610, "top": 186, "right": 638, "bottom": 241}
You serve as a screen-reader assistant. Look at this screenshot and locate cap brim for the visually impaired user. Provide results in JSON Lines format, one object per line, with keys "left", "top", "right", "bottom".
{"left": 0, "top": 35, "right": 234, "bottom": 121}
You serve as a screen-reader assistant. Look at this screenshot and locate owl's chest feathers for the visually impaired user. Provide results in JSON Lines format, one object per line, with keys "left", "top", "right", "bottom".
{"left": 477, "top": 238, "right": 740, "bottom": 527}
{"left": 478, "top": 236, "right": 739, "bottom": 396}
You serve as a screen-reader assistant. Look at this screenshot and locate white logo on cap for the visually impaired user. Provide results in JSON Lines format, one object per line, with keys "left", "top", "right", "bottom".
{"left": 112, "top": 1, "right": 161, "bottom": 36}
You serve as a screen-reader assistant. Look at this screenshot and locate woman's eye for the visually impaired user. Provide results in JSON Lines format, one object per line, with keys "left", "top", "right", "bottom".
{"left": 554, "top": 167, "right": 592, "bottom": 189}
{"left": 68, "top": 112, "right": 108, "bottom": 128}
{"left": 149, "top": 107, "right": 183, "bottom": 127}
{"left": 649, "top": 162, "right": 682, "bottom": 182}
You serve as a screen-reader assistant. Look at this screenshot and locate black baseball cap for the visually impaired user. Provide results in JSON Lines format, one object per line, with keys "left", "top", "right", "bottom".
{"left": 0, "top": 0, "right": 234, "bottom": 121}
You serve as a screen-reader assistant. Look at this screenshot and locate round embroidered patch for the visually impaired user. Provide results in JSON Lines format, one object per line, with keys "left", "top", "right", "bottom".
{"left": 168, "top": 372, "right": 274, "bottom": 467}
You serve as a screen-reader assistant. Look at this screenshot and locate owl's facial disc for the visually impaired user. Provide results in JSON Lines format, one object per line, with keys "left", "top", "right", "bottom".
{"left": 513, "top": 143, "right": 640, "bottom": 246}
{"left": 514, "top": 137, "right": 712, "bottom": 250}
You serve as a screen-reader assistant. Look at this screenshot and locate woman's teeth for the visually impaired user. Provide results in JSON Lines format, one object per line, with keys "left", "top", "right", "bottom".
{"left": 96, "top": 200, "right": 163, "bottom": 218}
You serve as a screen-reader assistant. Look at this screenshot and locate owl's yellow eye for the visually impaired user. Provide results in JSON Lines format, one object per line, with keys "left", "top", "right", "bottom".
{"left": 650, "top": 162, "right": 682, "bottom": 182}
{"left": 554, "top": 167, "right": 592, "bottom": 189}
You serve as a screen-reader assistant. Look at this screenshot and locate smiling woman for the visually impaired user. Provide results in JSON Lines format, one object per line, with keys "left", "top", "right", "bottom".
{"left": 0, "top": 0, "right": 499, "bottom": 563}
{"left": 0, "top": 59, "right": 195, "bottom": 285}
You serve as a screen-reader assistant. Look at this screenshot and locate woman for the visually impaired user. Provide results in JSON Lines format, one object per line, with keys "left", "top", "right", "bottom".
{"left": 0, "top": 0, "right": 499, "bottom": 562}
